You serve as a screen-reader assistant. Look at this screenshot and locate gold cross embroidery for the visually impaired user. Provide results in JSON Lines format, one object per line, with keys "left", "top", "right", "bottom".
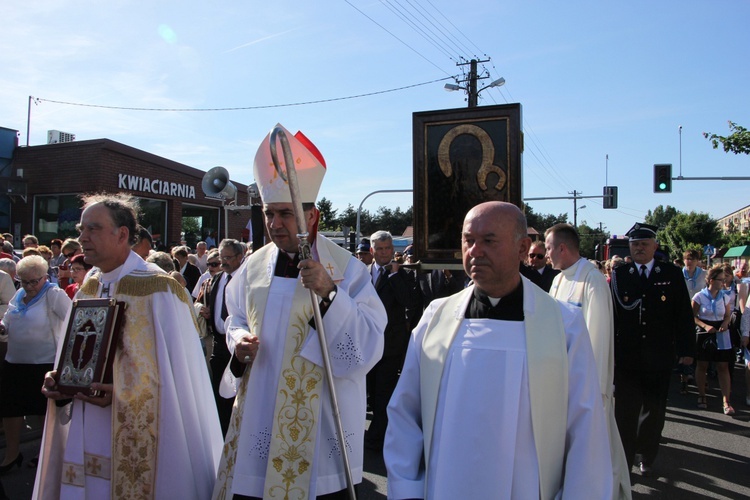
{"left": 65, "top": 465, "right": 77, "bottom": 482}
{"left": 87, "top": 456, "right": 101, "bottom": 475}
{"left": 326, "top": 263, "right": 335, "bottom": 276}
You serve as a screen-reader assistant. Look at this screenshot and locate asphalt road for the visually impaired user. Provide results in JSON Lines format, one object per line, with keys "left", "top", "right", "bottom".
{"left": 2, "top": 366, "right": 749, "bottom": 499}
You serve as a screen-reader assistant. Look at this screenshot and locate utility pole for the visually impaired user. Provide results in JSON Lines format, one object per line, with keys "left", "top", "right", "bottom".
{"left": 456, "top": 58, "right": 490, "bottom": 107}
{"left": 571, "top": 190, "right": 579, "bottom": 227}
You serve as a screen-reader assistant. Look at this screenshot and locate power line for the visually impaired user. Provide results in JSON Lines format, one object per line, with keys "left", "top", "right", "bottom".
{"left": 34, "top": 77, "right": 452, "bottom": 112}
{"left": 380, "top": 0, "right": 459, "bottom": 61}
{"left": 344, "top": 0, "right": 451, "bottom": 76}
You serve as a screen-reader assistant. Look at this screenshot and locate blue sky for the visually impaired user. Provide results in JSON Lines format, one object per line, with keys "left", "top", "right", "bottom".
{"left": 2, "top": 1, "right": 749, "bottom": 239}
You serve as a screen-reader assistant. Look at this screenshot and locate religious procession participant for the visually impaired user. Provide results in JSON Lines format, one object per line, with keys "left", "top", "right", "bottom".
{"left": 611, "top": 223, "right": 694, "bottom": 476}
{"left": 212, "top": 125, "right": 386, "bottom": 500}
{"left": 545, "top": 223, "right": 631, "bottom": 499}
{"left": 384, "top": 201, "right": 612, "bottom": 499}
{"left": 34, "top": 193, "right": 223, "bottom": 500}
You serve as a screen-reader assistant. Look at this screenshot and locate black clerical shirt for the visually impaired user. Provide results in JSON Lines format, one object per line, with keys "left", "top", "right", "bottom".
{"left": 465, "top": 280, "right": 524, "bottom": 321}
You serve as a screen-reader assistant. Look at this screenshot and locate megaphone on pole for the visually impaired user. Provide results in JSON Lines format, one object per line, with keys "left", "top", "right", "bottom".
{"left": 202, "top": 166, "right": 237, "bottom": 201}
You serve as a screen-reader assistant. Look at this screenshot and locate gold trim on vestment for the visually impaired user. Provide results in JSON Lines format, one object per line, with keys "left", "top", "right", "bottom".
{"left": 264, "top": 303, "right": 322, "bottom": 500}
{"left": 78, "top": 275, "right": 162, "bottom": 500}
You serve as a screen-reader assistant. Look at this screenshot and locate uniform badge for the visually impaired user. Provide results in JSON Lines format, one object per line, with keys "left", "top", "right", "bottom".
{"left": 624, "top": 295, "right": 629, "bottom": 302}
{"left": 629, "top": 267, "right": 634, "bottom": 274}
{"left": 661, "top": 295, "right": 666, "bottom": 302}
{"left": 655, "top": 266, "right": 661, "bottom": 274}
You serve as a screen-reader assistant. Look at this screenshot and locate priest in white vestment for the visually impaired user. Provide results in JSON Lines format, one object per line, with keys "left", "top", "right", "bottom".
{"left": 212, "top": 125, "right": 386, "bottom": 500}
{"left": 545, "top": 223, "right": 631, "bottom": 500}
{"left": 385, "top": 202, "right": 612, "bottom": 500}
{"left": 34, "top": 193, "right": 224, "bottom": 500}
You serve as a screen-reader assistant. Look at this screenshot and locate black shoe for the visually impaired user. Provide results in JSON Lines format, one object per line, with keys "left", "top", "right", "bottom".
{"left": 0, "top": 453, "right": 22, "bottom": 474}
{"left": 638, "top": 461, "right": 652, "bottom": 476}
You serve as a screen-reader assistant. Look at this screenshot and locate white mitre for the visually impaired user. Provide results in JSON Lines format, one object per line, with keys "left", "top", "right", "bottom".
{"left": 253, "top": 123, "right": 327, "bottom": 204}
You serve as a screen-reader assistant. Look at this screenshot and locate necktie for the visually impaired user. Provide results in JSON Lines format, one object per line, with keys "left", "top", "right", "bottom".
{"left": 639, "top": 265, "right": 648, "bottom": 286}
{"left": 220, "top": 273, "right": 232, "bottom": 321}
{"left": 375, "top": 266, "right": 386, "bottom": 288}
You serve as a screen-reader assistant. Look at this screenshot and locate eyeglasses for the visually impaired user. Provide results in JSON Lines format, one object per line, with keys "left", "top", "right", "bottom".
{"left": 63, "top": 252, "right": 76, "bottom": 259}
{"left": 70, "top": 267, "right": 86, "bottom": 273}
{"left": 19, "top": 277, "right": 46, "bottom": 287}
{"left": 220, "top": 254, "right": 241, "bottom": 262}
{"left": 207, "top": 262, "right": 221, "bottom": 268}
{"left": 529, "top": 253, "right": 546, "bottom": 260}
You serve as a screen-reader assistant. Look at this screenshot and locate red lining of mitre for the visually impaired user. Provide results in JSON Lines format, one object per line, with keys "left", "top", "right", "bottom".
{"left": 294, "top": 131, "right": 326, "bottom": 168}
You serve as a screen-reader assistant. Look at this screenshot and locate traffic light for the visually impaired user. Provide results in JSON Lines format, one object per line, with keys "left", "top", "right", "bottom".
{"left": 653, "top": 164, "right": 672, "bottom": 193}
{"left": 603, "top": 186, "right": 618, "bottom": 209}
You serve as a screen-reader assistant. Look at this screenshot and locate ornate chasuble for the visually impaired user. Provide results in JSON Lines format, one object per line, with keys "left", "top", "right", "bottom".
{"left": 420, "top": 279, "right": 568, "bottom": 500}
{"left": 66, "top": 272, "right": 195, "bottom": 499}
{"left": 213, "top": 236, "right": 351, "bottom": 500}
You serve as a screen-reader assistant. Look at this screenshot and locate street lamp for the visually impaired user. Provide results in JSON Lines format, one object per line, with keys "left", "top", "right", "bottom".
{"left": 444, "top": 59, "right": 505, "bottom": 107}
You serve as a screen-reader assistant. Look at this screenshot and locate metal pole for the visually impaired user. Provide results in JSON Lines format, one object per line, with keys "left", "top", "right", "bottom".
{"left": 269, "top": 127, "right": 357, "bottom": 500}
{"left": 26, "top": 96, "right": 32, "bottom": 147}
{"left": 355, "top": 189, "right": 412, "bottom": 247}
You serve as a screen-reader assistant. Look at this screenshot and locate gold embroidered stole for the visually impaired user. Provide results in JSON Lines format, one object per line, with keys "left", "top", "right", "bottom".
{"left": 212, "top": 237, "right": 350, "bottom": 500}
{"left": 78, "top": 273, "right": 190, "bottom": 500}
{"left": 420, "top": 279, "right": 568, "bottom": 499}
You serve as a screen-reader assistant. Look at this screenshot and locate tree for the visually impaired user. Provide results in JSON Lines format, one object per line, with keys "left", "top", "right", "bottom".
{"left": 703, "top": 121, "right": 750, "bottom": 155}
{"left": 720, "top": 220, "right": 750, "bottom": 248}
{"left": 656, "top": 211, "right": 722, "bottom": 260}
{"left": 576, "top": 223, "right": 611, "bottom": 259}
{"left": 316, "top": 197, "right": 338, "bottom": 231}
{"left": 645, "top": 205, "right": 679, "bottom": 231}
{"left": 524, "top": 204, "right": 568, "bottom": 235}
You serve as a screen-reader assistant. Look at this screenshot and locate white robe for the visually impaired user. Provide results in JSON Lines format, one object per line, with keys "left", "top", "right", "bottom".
{"left": 219, "top": 236, "right": 386, "bottom": 498}
{"left": 33, "top": 252, "right": 224, "bottom": 500}
{"left": 385, "top": 284, "right": 612, "bottom": 500}
{"left": 550, "top": 258, "right": 631, "bottom": 499}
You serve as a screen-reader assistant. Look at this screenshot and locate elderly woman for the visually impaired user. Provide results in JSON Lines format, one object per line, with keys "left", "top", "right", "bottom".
{"left": 693, "top": 265, "right": 734, "bottom": 415}
{"left": 0, "top": 255, "right": 70, "bottom": 471}
{"left": 65, "top": 254, "right": 94, "bottom": 299}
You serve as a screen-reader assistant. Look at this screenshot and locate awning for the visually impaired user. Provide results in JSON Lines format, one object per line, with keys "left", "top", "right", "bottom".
{"left": 722, "top": 245, "right": 750, "bottom": 258}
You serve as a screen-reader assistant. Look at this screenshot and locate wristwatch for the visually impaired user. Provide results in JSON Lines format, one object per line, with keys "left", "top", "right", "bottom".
{"left": 321, "top": 285, "right": 337, "bottom": 306}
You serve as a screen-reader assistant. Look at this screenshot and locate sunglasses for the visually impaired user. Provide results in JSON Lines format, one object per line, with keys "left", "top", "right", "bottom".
{"left": 529, "top": 253, "right": 546, "bottom": 260}
{"left": 207, "top": 262, "right": 221, "bottom": 268}
{"left": 63, "top": 251, "right": 76, "bottom": 259}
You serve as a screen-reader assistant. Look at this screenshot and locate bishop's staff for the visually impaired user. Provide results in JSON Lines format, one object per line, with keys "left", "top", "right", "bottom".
{"left": 269, "top": 126, "right": 357, "bottom": 500}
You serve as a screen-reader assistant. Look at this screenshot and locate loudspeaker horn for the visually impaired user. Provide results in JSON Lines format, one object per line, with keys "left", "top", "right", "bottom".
{"left": 202, "top": 166, "right": 237, "bottom": 200}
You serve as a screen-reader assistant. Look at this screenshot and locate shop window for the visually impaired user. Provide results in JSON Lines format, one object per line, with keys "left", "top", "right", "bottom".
{"left": 182, "top": 204, "right": 220, "bottom": 250}
{"left": 34, "top": 195, "right": 82, "bottom": 242}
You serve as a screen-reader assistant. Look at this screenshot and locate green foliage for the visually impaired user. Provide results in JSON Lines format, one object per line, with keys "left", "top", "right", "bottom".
{"left": 721, "top": 221, "right": 750, "bottom": 248}
{"left": 656, "top": 211, "right": 722, "bottom": 260}
{"left": 181, "top": 216, "right": 201, "bottom": 239}
{"left": 645, "top": 205, "right": 679, "bottom": 230}
{"left": 703, "top": 121, "right": 750, "bottom": 155}
{"left": 576, "top": 223, "right": 611, "bottom": 259}
{"left": 316, "top": 197, "right": 338, "bottom": 231}
{"left": 524, "top": 204, "right": 568, "bottom": 234}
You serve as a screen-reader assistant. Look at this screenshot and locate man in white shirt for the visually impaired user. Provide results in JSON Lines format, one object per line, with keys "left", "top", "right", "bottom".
{"left": 546, "top": 223, "right": 631, "bottom": 499}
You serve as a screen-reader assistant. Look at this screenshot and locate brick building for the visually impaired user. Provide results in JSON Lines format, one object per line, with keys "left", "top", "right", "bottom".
{"left": 2, "top": 130, "right": 255, "bottom": 250}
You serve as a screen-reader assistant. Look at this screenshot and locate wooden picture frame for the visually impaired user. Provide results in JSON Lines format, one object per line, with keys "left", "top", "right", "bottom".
{"left": 413, "top": 104, "right": 523, "bottom": 265}
{"left": 55, "top": 298, "right": 125, "bottom": 396}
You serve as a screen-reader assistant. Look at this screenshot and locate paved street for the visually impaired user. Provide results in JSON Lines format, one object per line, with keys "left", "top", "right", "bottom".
{"left": 2, "top": 366, "right": 749, "bottom": 499}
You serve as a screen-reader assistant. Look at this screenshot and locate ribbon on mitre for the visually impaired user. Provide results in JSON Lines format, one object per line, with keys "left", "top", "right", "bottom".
{"left": 253, "top": 123, "right": 327, "bottom": 204}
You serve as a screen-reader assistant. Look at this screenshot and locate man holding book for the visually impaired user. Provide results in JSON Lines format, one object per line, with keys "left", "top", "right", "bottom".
{"left": 34, "top": 193, "right": 223, "bottom": 500}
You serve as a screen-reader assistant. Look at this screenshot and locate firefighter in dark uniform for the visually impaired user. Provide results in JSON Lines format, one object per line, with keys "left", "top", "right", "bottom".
{"left": 610, "top": 223, "right": 694, "bottom": 476}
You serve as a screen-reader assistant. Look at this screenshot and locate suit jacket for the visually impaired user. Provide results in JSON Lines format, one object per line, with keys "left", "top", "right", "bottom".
{"left": 611, "top": 261, "right": 695, "bottom": 371}
{"left": 370, "top": 264, "right": 411, "bottom": 357}
{"left": 536, "top": 265, "right": 560, "bottom": 292}
{"left": 207, "top": 271, "right": 227, "bottom": 337}
{"left": 182, "top": 262, "right": 202, "bottom": 293}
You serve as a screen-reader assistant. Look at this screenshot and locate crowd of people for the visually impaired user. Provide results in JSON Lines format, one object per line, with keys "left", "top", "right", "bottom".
{"left": 0, "top": 127, "right": 746, "bottom": 500}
